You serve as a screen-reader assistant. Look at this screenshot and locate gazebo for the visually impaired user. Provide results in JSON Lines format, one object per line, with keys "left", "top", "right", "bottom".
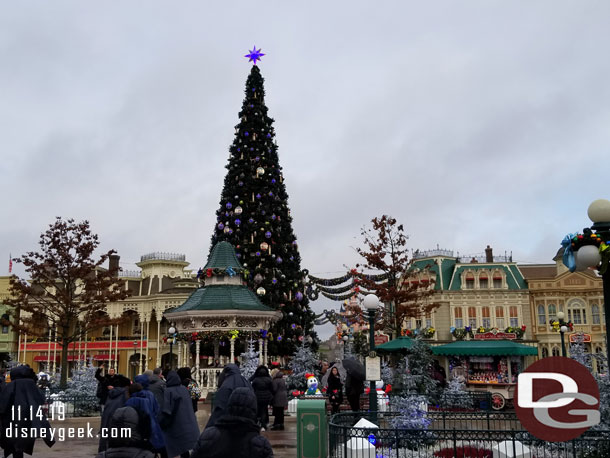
{"left": 165, "top": 241, "right": 281, "bottom": 393}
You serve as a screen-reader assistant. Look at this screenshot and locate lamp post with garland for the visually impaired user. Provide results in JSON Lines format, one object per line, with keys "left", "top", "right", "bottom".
{"left": 550, "top": 311, "right": 573, "bottom": 357}
{"left": 561, "top": 199, "right": 610, "bottom": 358}
{"left": 168, "top": 325, "right": 176, "bottom": 371}
{"left": 362, "top": 294, "right": 380, "bottom": 423}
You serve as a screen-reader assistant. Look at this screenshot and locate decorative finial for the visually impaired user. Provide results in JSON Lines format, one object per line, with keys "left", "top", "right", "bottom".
{"left": 245, "top": 46, "right": 265, "bottom": 65}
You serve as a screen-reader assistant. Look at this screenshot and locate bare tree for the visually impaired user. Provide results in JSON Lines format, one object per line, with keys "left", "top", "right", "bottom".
{"left": 353, "top": 215, "right": 439, "bottom": 338}
{"left": 7, "top": 217, "right": 130, "bottom": 387}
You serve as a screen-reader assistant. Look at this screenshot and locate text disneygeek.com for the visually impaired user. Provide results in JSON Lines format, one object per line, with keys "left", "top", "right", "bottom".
{"left": 4, "top": 423, "right": 131, "bottom": 442}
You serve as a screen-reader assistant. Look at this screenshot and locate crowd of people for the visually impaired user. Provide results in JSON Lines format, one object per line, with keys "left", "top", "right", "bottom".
{"left": 0, "top": 359, "right": 365, "bottom": 458}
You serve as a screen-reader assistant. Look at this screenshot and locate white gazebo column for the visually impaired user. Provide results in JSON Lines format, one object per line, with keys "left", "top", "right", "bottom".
{"left": 108, "top": 323, "right": 113, "bottom": 369}
{"left": 113, "top": 324, "right": 119, "bottom": 371}
{"left": 195, "top": 340, "right": 201, "bottom": 384}
{"left": 258, "top": 338, "right": 264, "bottom": 365}
{"left": 177, "top": 341, "right": 182, "bottom": 368}
{"left": 145, "top": 317, "right": 150, "bottom": 371}
{"left": 156, "top": 316, "right": 161, "bottom": 368}
{"left": 139, "top": 318, "right": 145, "bottom": 372}
{"left": 230, "top": 338, "right": 235, "bottom": 364}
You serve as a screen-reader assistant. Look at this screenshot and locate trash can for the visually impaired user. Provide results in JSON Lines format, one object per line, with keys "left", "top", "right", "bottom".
{"left": 296, "top": 399, "right": 327, "bottom": 458}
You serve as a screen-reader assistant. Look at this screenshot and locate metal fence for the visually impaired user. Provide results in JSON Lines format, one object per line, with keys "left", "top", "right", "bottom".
{"left": 329, "top": 412, "right": 610, "bottom": 458}
{"left": 44, "top": 394, "right": 100, "bottom": 418}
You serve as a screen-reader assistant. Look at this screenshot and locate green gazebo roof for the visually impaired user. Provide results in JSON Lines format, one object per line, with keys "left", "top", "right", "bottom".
{"left": 167, "top": 284, "right": 274, "bottom": 313}
{"left": 204, "top": 241, "right": 243, "bottom": 270}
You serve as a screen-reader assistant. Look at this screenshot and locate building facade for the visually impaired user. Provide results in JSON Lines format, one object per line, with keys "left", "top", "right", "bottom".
{"left": 0, "top": 276, "right": 18, "bottom": 367}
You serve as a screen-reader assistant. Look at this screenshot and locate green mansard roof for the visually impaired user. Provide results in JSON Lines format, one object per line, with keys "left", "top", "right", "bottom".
{"left": 168, "top": 284, "right": 274, "bottom": 313}
{"left": 204, "top": 241, "right": 243, "bottom": 270}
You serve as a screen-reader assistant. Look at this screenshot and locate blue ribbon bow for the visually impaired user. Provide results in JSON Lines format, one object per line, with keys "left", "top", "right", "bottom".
{"left": 561, "top": 234, "right": 576, "bottom": 272}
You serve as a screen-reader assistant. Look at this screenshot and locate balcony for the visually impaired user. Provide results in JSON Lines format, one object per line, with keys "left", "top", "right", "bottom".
{"left": 140, "top": 252, "right": 186, "bottom": 262}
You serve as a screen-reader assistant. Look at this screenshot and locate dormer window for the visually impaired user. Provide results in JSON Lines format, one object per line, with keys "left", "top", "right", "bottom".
{"left": 479, "top": 274, "right": 488, "bottom": 289}
{"left": 493, "top": 272, "right": 503, "bottom": 288}
{"left": 465, "top": 273, "right": 475, "bottom": 289}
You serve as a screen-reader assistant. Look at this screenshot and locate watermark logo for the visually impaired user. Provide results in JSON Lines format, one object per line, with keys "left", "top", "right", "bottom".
{"left": 515, "top": 357, "right": 600, "bottom": 441}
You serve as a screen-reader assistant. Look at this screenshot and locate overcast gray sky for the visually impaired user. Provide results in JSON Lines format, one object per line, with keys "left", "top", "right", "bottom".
{"left": 2, "top": 2, "right": 609, "bottom": 338}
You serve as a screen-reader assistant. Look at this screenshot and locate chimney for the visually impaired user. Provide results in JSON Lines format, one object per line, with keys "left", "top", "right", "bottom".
{"left": 109, "top": 254, "right": 120, "bottom": 277}
{"left": 485, "top": 245, "right": 493, "bottom": 263}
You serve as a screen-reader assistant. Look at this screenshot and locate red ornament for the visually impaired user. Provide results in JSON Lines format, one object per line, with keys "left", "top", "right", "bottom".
{"left": 206, "top": 268, "right": 213, "bottom": 277}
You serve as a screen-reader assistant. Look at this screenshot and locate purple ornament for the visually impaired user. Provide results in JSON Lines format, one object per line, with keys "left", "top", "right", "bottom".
{"left": 296, "top": 292, "right": 304, "bottom": 301}
{"left": 250, "top": 147, "right": 254, "bottom": 151}
{"left": 255, "top": 156, "right": 260, "bottom": 161}
{"left": 226, "top": 202, "right": 233, "bottom": 209}
{"left": 256, "top": 193, "right": 261, "bottom": 199}
{"left": 236, "top": 253, "right": 241, "bottom": 258}
{"left": 268, "top": 191, "right": 273, "bottom": 197}
{"left": 235, "top": 218, "right": 241, "bottom": 226}
{"left": 237, "top": 147, "right": 241, "bottom": 152}
{"left": 267, "top": 133, "right": 271, "bottom": 138}
{"left": 261, "top": 210, "right": 266, "bottom": 215}
{"left": 271, "top": 179, "right": 276, "bottom": 184}
{"left": 291, "top": 324, "right": 296, "bottom": 329}
{"left": 290, "top": 256, "right": 294, "bottom": 261}
{"left": 256, "top": 251, "right": 261, "bottom": 257}
{"left": 238, "top": 181, "right": 244, "bottom": 186}
{"left": 249, "top": 104, "right": 254, "bottom": 108}
{"left": 248, "top": 218, "right": 254, "bottom": 224}
{"left": 272, "top": 278, "right": 278, "bottom": 284}
{"left": 271, "top": 214, "right": 276, "bottom": 220}
{"left": 218, "top": 223, "right": 224, "bottom": 230}
{"left": 277, "top": 336, "right": 282, "bottom": 341}
{"left": 276, "top": 257, "right": 283, "bottom": 264}
{"left": 244, "top": 131, "right": 249, "bottom": 136}
{"left": 265, "top": 231, "right": 272, "bottom": 238}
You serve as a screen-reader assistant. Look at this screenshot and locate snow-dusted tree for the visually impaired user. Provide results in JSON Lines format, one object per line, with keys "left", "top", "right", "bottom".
{"left": 287, "top": 343, "right": 319, "bottom": 391}
{"left": 390, "top": 395, "right": 432, "bottom": 430}
{"left": 442, "top": 376, "right": 472, "bottom": 409}
{"left": 394, "top": 340, "right": 439, "bottom": 400}
{"left": 240, "top": 339, "right": 259, "bottom": 380}
{"left": 381, "top": 359, "right": 394, "bottom": 387}
{"left": 60, "top": 359, "right": 100, "bottom": 415}
{"left": 570, "top": 332, "right": 593, "bottom": 371}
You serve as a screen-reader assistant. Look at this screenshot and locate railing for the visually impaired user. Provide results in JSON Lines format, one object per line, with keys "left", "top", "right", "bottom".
{"left": 119, "top": 270, "right": 142, "bottom": 278}
{"left": 196, "top": 367, "right": 224, "bottom": 395}
{"left": 413, "top": 249, "right": 454, "bottom": 259}
{"left": 457, "top": 253, "right": 513, "bottom": 263}
{"left": 44, "top": 394, "right": 100, "bottom": 418}
{"left": 329, "top": 411, "right": 610, "bottom": 458}
{"left": 140, "top": 252, "right": 186, "bottom": 262}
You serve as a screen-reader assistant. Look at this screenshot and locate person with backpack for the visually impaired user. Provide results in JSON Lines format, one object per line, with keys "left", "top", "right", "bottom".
{"left": 190, "top": 387, "right": 274, "bottom": 458}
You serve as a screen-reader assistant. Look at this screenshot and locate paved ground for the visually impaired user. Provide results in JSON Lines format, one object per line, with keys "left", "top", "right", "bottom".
{"left": 16, "top": 403, "right": 298, "bottom": 458}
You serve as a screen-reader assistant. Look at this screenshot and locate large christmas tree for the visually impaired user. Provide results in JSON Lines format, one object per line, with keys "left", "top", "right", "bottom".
{"left": 210, "top": 49, "right": 315, "bottom": 355}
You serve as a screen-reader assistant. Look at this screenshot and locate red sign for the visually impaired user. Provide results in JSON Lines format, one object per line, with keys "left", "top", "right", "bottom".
{"left": 569, "top": 333, "right": 592, "bottom": 343}
{"left": 474, "top": 332, "right": 517, "bottom": 340}
{"left": 20, "top": 341, "right": 147, "bottom": 351}
{"left": 374, "top": 335, "right": 389, "bottom": 346}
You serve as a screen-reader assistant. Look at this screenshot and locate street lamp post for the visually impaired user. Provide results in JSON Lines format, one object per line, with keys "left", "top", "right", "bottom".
{"left": 132, "top": 341, "right": 138, "bottom": 377}
{"left": 555, "top": 312, "right": 569, "bottom": 357}
{"left": 569, "top": 199, "right": 610, "bottom": 358}
{"left": 168, "top": 325, "right": 176, "bottom": 371}
{"left": 362, "top": 294, "right": 380, "bottom": 421}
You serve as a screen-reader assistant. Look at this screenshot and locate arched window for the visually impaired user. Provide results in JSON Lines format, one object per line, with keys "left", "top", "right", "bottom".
{"left": 454, "top": 307, "right": 463, "bottom": 328}
{"left": 548, "top": 304, "right": 557, "bottom": 319}
{"left": 465, "top": 273, "right": 475, "bottom": 289}
{"left": 541, "top": 347, "right": 549, "bottom": 358}
{"left": 509, "top": 306, "right": 519, "bottom": 327}
{"left": 493, "top": 271, "right": 503, "bottom": 289}
{"left": 592, "top": 304, "right": 601, "bottom": 325}
{"left": 496, "top": 306, "right": 505, "bottom": 328}
{"left": 479, "top": 273, "right": 488, "bottom": 289}
{"left": 568, "top": 299, "right": 587, "bottom": 324}
{"left": 537, "top": 304, "right": 546, "bottom": 325}
{"left": 552, "top": 347, "right": 560, "bottom": 357}
{"left": 482, "top": 307, "right": 491, "bottom": 328}
{"left": 468, "top": 307, "right": 477, "bottom": 328}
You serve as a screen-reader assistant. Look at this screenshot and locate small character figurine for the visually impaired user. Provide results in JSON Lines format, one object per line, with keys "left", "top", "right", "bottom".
{"left": 305, "top": 373, "right": 321, "bottom": 395}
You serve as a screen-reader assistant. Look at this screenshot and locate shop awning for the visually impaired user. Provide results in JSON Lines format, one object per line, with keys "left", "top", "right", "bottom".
{"left": 375, "top": 337, "right": 417, "bottom": 353}
{"left": 33, "top": 355, "right": 60, "bottom": 362}
{"left": 93, "top": 354, "right": 118, "bottom": 361}
{"left": 431, "top": 340, "right": 538, "bottom": 356}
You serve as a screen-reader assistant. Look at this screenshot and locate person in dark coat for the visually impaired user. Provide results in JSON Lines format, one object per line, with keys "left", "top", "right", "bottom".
{"left": 98, "top": 383, "right": 130, "bottom": 452}
{"left": 96, "top": 364, "right": 131, "bottom": 407}
{"left": 205, "top": 363, "right": 253, "bottom": 429}
{"left": 191, "top": 387, "right": 274, "bottom": 458}
{"left": 327, "top": 366, "right": 344, "bottom": 414}
{"left": 95, "top": 406, "right": 155, "bottom": 458}
{"left": 345, "top": 371, "right": 364, "bottom": 412}
{"left": 249, "top": 365, "right": 274, "bottom": 431}
{"left": 148, "top": 368, "right": 166, "bottom": 410}
{"left": 0, "top": 365, "right": 55, "bottom": 458}
{"left": 159, "top": 371, "right": 200, "bottom": 458}
{"left": 177, "top": 366, "right": 199, "bottom": 412}
{"left": 126, "top": 382, "right": 165, "bottom": 453}
{"left": 269, "top": 369, "right": 287, "bottom": 431}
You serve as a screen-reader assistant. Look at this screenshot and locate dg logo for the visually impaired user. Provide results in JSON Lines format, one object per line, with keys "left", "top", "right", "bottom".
{"left": 515, "top": 357, "right": 600, "bottom": 441}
